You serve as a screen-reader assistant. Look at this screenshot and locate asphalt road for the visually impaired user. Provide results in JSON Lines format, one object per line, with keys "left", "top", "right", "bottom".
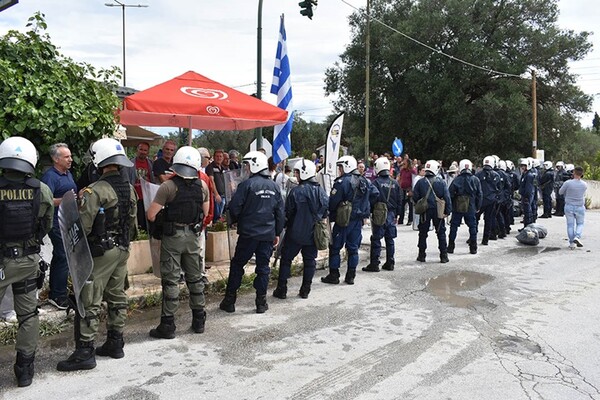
{"left": 2, "top": 211, "right": 600, "bottom": 400}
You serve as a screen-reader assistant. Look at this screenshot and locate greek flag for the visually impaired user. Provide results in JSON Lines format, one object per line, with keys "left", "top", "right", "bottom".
{"left": 270, "top": 14, "right": 293, "bottom": 164}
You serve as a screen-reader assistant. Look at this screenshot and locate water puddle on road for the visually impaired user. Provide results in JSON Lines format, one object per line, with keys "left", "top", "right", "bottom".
{"left": 505, "top": 246, "right": 562, "bottom": 255}
{"left": 425, "top": 270, "right": 495, "bottom": 308}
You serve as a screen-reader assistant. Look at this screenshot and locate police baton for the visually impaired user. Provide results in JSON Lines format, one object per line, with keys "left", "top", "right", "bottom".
{"left": 272, "top": 228, "right": 286, "bottom": 270}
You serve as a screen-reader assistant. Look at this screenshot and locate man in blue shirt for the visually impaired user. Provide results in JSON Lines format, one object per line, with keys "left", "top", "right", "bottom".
{"left": 41, "top": 143, "right": 77, "bottom": 310}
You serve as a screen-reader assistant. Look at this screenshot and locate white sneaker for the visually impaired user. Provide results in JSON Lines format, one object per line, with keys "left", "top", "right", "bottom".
{"left": 569, "top": 243, "right": 576, "bottom": 250}
{"left": 574, "top": 237, "right": 583, "bottom": 247}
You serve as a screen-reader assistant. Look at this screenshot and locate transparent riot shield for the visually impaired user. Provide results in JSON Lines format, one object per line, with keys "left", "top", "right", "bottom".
{"left": 224, "top": 168, "right": 248, "bottom": 203}
{"left": 141, "top": 178, "right": 161, "bottom": 278}
{"left": 58, "top": 190, "right": 93, "bottom": 317}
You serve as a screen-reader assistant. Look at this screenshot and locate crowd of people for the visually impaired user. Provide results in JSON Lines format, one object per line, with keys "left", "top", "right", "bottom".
{"left": 0, "top": 135, "right": 589, "bottom": 388}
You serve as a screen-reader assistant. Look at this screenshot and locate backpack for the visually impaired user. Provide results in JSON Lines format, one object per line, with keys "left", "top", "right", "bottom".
{"left": 371, "top": 181, "right": 392, "bottom": 226}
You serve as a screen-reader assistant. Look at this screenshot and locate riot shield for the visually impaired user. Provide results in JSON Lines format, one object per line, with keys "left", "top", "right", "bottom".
{"left": 224, "top": 168, "right": 248, "bottom": 203}
{"left": 141, "top": 178, "right": 161, "bottom": 278}
{"left": 58, "top": 190, "right": 93, "bottom": 317}
{"left": 316, "top": 170, "right": 334, "bottom": 195}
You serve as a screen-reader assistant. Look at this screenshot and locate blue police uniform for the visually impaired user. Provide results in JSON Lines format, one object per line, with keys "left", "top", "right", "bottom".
{"left": 539, "top": 168, "right": 555, "bottom": 218}
{"left": 275, "top": 180, "right": 328, "bottom": 298}
{"left": 322, "top": 171, "right": 378, "bottom": 284}
{"left": 413, "top": 173, "right": 452, "bottom": 262}
{"left": 554, "top": 168, "right": 567, "bottom": 216}
{"left": 475, "top": 166, "right": 500, "bottom": 244}
{"left": 519, "top": 168, "right": 536, "bottom": 227}
{"left": 365, "top": 174, "right": 402, "bottom": 271}
{"left": 531, "top": 167, "right": 540, "bottom": 222}
{"left": 507, "top": 169, "right": 520, "bottom": 227}
{"left": 223, "top": 173, "right": 284, "bottom": 311}
{"left": 448, "top": 170, "right": 482, "bottom": 253}
{"left": 493, "top": 168, "right": 510, "bottom": 238}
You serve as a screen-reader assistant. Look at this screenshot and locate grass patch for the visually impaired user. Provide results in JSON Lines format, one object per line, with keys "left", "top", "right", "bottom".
{"left": 0, "top": 318, "right": 70, "bottom": 346}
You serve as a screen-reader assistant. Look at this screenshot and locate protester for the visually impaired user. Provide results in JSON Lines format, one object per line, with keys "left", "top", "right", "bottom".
{"left": 206, "top": 149, "right": 226, "bottom": 222}
{"left": 123, "top": 141, "right": 154, "bottom": 231}
{"left": 559, "top": 166, "right": 587, "bottom": 250}
{"left": 153, "top": 140, "right": 177, "bottom": 183}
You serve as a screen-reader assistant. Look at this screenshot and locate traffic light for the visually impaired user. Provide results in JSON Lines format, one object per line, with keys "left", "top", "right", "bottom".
{"left": 299, "top": 0, "right": 316, "bottom": 20}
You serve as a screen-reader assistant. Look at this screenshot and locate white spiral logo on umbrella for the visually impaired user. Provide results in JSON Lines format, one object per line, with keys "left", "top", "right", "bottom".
{"left": 180, "top": 86, "right": 229, "bottom": 100}
{"left": 206, "top": 106, "right": 220, "bottom": 115}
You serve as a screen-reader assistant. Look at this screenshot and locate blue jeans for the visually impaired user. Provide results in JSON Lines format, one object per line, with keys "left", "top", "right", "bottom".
{"left": 48, "top": 225, "right": 69, "bottom": 300}
{"left": 564, "top": 204, "right": 585, "bottom": 245}
{"left": 213, "top": 195, "right": 226, "bottom": 222}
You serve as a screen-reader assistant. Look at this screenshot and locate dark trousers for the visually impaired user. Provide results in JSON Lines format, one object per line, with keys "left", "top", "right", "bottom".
{"left": 398, "top": 189, "right": 413, "bottom": 224}
{"left": 449, "top": 211, "right": 477, "bottom": 243}
{"left": 48, "top": 225, "right": 68, "bottom": 300}
{"left": 226, "top": 236, "right": 274, "bottom": 296}
{"left": 522, "top": 197, "right": 534, "bottom": 226}
{"left": 480, "top": 203, "right": 496, "bottom": 239}
{"left": 370, "top": 212, "right": 397, "bottom": 265}
{"left": 329, "top": 219, "right": 362, "bottom": 272}
{"left": 542, "top": 190, "right": 552, "bottom": 216}
{"left": 279, "top": 238, "right": 317, "bottom": 284}
{"left": 136, "top": 199, "right": 147, "bottom": 231}
{"left": 418, "top": 209, "right": 447, "bottom": 253}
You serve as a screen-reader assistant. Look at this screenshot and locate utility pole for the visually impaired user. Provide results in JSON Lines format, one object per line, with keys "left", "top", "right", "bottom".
{"left": 255, "top": 0, "right": 264, "bottom": 149}
{"left": 532, "top": 70, "right": 537, "bottom": 158}
{"left": 364, "top": 0, "right": 371, "bottom": 162}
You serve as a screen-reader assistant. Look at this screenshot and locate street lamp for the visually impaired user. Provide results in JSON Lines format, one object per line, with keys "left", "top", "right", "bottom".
{"left": 104, "top": 0, "right": 148, "bottom": 87}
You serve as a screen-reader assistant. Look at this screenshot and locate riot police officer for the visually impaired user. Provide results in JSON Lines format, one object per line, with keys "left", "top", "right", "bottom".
{"left": 539, "top": 161, "right": 555, "bottom": 218}
{"left": 448, "top": 159, "right": 482, "bottom": 255}
{"left": 220, "top": 151, "right": 284, "bottom": 313}
{"left": 322, "top": 156, "right": 379, "bottom": 284}
{"left": 273, "top": 159, "right": 328, "bottom": 299}
{"left": 497, "top": 160, "right": 513, "bottom": 235}
{"left": 57, "top": 138, "right": 137, "bottom": 371}
{"left": 146, "top": 146, "right": 209, "bottom": 338}
{"left": 554, "top": 161, "right": 566, "bottom": 216}
{"left": 518, "top": 158, "right": 536, "bottom": 229}
{"left": 0, "top": 137, "right": 53, "bottom": 387}
{"left": 412, "top": 160, "right": 452, "bottom": 263}
{"left": 363, "top": 157, "right": 402, "bottom": 272}
{"left": 475, "top": 156, "right": 500, "bottom": 245}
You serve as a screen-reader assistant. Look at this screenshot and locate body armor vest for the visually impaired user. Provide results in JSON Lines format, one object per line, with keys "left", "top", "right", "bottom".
{"left": 0, "top": 177, "right": 41, "bottom": 243}
{"left": 165, "top": 176, "right": 203, "bottom": 225}
{"left": 102, "top": 174, "right": 133, "bottom": 248}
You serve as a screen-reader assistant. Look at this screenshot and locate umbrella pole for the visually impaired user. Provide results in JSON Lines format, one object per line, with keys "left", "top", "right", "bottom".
{"left": 188, "top": 116, "right": 193, "bottom": 146}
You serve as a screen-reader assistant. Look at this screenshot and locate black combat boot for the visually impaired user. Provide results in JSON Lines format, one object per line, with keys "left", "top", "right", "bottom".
{"left": 14, "top": 352, "right": 35, "bottom": 387}
{"left": 299, "top": 282, "right": 311, "bottom": 299}
{"left": 447, "top": 241, "right": 455, "bottom": 254}
{"left": 498, "top": 231, "right": 507, "bottom": 239}
{"left": 321, "top": 268, "right": 340, "bottom": 284}
{"left": 361, "top": 263, "right": 380, "bottom": 272}
{"left": 272, "top": 281, "right": 288, "bottom": 299}
{"left": 469, "top": 241, "right": 478, "bottom": 254}
{"left": 481, "top": 237, "right": 489, "bottom": 245}
{"left": 56, "top": 341, "right": 96, "bottom": 371}
{"left": 191, "top": 309, "right": 206, "bottom": 333}
{"left": 416, "top": 250, "right": 426, "bottom": 262}
{"left": 440, "top": 252, "right": 449, "bottom": 263}
{"left": 95, "top": 330, "right": 125, "bottom": 359}
{"left": 219, "top": 292, "right": 237, "bottom": 313}
{"left": 381, "top": 261, "right": 394, "bottom": 271}
{"left": 256, "top": 295, "right": 269, "bottom": 314}
{"left": 149, "top": 316, "right": 176, "bottom": 339}
{"left": 344, "top": 269, "right": 356, "bottom": 285}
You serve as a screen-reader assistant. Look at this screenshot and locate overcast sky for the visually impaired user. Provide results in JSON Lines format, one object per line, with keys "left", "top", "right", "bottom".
{"left": 0, "top": 0, "right": 598, "bottom": 129}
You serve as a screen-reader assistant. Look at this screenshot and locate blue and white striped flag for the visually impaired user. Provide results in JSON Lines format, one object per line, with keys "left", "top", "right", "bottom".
{"left": 270, "top": 14, "right": 294, "bottom": 164}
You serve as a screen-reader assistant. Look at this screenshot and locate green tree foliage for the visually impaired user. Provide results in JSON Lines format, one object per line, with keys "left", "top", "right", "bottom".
{"left": 0, "top": 13, "right": 121, "bottom": 176}
{"left": 324, "top": 0, "right": 593, "bottom": 164}
{"left": 593, "top": 112, "right": 600, "bottom": 134}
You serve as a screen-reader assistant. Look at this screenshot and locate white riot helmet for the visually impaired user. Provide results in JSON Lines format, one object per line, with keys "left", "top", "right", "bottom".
{"left": 532, "top": 158, "right": 541, "bottom": 168}
{"left": 294, "top": 158, "right": 316, "bottom": 181}
{"left": 556, "top": 161, "right": 565, "bottom": 169}
{"left": 374, "top": 157, "right": 391, "bottom": 176}
{"left": 171, "top": 146, "right": 201, "bottom": 179}
{"left": 458, "top": 159, "right": 472, "bottom": 173}
{"left": 424, "top": 159, "right": 440, "bottom": 175}
{"left": 242, "top": 151, "right": 269, "bottom": 175}
{"left": 483, "top": 156, "right": 496, "bottom": 169}
{"left": 336, "top": 155, "right": 358, "bottom": 174}
{"left": 91, "top": 138, "right": 133, "bottom": 168}
{"left": 566, "top": 163, "right": 574, "bottom": 172}
{"left": 0, "top": 136, "right": 38, "bottom": 174}
{"left": 498, "top": 160, "right": 507, "bottom": 171}
{"left": 492, "top": 155, "right": 500, "bottom": 167}
{"left": 543, "top": 161, "right": 553, "bottom": 169}
{"left": 506, "top": 160, "right": 515, "bottom": 171}
{"left": 519, "top": 158, "right": 532, "bottom": 170}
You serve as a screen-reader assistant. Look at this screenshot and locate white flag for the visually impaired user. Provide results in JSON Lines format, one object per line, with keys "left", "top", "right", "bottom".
{"left": 325, "top": 112, "right": 345, "bottom": 176}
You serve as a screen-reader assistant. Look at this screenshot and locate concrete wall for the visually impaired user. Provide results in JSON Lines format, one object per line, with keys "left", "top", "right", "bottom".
{"left": 586, "top": 180, "right": 600, "bottom": 209}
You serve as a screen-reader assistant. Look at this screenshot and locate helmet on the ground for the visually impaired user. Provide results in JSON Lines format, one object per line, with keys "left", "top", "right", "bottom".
{"left": 483, "top": 156, "right": 496, "bottom": 169}
{"left": 459, "top": 159, "right": 472, "bottom": 173}
{"left": 556, "top": 161, "right": 565, "bottom": 169}
{"left": 424, "top": 159, "right": 440, "bottom": 175}
{"left": 242, "top": 151, "right": 269, "bottom": 175}
{"left": 374, "top": 157, "right": 391, "bottom": 176}
{"left": 91, "top": 138, "right": 133, "bottom": 168}
{"left": 0, "top": 136, "right": 38, "bottom": 174}
{"left": 519, "top": 158, "right": 532, "bottom": 170}
{"left": 294, "top": 158, "right": 317, "bottom": 181}
{"left": 171, "top": 146, "right": 201, "bottom": 179}
{"left": 336, "top": 156, "right": 357, "bottom": 174}
{"left": 543, "top": 161, "right": 553, "bottom": 169}
{"left": 498, "top": 160, "right": 507, "bottom": 171}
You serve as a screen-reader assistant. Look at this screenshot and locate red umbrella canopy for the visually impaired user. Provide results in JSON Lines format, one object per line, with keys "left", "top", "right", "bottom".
{"left": 119, "top": 71, "right": 287, "bottom": 131}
